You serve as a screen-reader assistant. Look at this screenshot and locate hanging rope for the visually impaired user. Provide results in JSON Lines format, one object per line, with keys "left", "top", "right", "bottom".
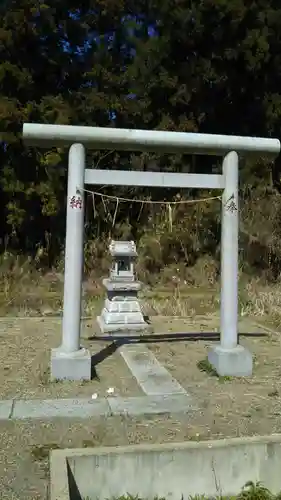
{"left": 77, "top": 186, "right": 222, "bottom": 231}
{"left": 77, "top": 186, "right": 222, "bottom": 205}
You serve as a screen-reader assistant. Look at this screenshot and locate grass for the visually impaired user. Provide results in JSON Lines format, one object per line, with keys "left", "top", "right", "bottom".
{"left": 1, "top": 252, "right": 281, "bottom": 326}
{"left": 81, "top": 482, "right": 281, "bottom": 500}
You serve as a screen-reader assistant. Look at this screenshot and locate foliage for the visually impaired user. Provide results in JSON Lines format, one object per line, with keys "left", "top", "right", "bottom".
{"left": 1, "top": 0, "right": 281, "bottom": 276}
{"left": 81, "top": 483, "right": 281, "bottom": 499}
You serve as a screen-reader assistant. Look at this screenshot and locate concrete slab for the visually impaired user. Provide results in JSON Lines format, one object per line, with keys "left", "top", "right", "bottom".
{"left": 12, "top": 397, "right": 111, "bottom": 420}
{"left": 50, "top": 434, "right": 281, "bottom": 500}
{"left": 108, "top": 394, "right": 195, "bottom": 416}
{"left": 119, "top": 344, "right": 187, "bottom": 395}
{"left": 0, "top": 400, "right": 13, "bottom": 420}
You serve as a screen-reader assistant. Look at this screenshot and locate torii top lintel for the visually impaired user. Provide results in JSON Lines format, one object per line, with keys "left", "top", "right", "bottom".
{"left": 22, "top": 123, "right": 280, "bottom": 158}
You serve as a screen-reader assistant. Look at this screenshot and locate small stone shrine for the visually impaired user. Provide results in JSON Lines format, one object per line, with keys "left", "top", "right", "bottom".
{"left": 97, "top": 240, "right": 149, "bottom": 334}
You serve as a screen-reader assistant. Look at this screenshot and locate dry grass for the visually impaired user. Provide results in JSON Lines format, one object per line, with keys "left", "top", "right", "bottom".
{"left": 240, "top": 279, "right": 281, "bottom": 325}
{"left": 1, "top": 251, "right": 281, "bottom": 326}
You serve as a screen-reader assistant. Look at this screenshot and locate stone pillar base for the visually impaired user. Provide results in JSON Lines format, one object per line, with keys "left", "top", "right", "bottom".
{"left": 51, "top": 347, "right": 92, "bottom": 381}
{"left": 208, "top": 344, "right": 253, "bottom": 377}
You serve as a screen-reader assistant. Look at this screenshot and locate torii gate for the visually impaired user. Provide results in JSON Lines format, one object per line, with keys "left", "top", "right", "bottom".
{"left": 22, "top": 123, "right": 280, "bottom": 380}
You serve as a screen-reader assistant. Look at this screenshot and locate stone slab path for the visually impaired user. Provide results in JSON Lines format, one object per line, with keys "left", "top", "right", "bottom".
{"left": 119, "top": 343, "right": 187, "bottom": 395}
{"left": 0, "top": 394, "right": 194, "bottom": 420}
{"left": 0, "top": 342, "right": 194, "bottom": 420}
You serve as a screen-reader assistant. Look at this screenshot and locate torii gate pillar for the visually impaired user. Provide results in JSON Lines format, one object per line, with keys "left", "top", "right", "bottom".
{"left": 51, "top": 143, "right": 92, "bottom": 380}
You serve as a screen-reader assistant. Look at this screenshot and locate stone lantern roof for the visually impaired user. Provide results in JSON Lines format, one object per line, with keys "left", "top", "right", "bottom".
{"left": 109, "top": 240, "right": 138, "bottom": 258}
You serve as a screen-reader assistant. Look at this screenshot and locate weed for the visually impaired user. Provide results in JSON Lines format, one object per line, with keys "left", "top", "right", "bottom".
{"left": 38, "top": 366, "right": 61, "bottom": 386}
{"left": 197, "top": 358, "right": 232, "bottom": 382}
{"left": 197, "top": 358, "right": 218, "bottom": 376}
{"left": 30, "top": 443, "right": 61, "bottom": 461}
{"left": 237, "top": 481, "right": 273, "bottom": 500}
{"left": 268, "top": 389, "right": 279, "bottom": 398}
{"left": 82, "top": 440, "right": 97, "bottom": 448}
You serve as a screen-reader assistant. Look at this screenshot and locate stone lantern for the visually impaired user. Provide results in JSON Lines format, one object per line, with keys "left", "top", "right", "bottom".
{"left": 97, "top": 240, "right": 149, "bottom": 334}
{"left": 109, "top": 240, "right": 136, "bottom": 282}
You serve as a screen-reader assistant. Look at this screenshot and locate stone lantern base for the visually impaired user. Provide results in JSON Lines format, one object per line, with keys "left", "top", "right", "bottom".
{"left": 97, "top": 279, "right": 150, "bottom": 335}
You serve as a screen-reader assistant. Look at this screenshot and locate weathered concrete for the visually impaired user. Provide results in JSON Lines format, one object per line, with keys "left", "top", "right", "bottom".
{"left": 108, "top": 394, "right": 194, "bottom": 416}
{"left": 50, "top": 434, "right": 281, "bottom": 500}
{"left": 208, "top": 344, "right": 253, "bottom": 376}
{"left": 0, "top": 400, "right": 13, "bottom": 420}
{"left": 12, "top": 397, "right": 111, "bottom": 420}
{"left": 50, "top": 347, "right": 92, "bottom": 381}
{"left": 0, "top": 394, "right": 194, "bottom": 420}
{"left": 119, "top": 343, "right": 187, "bottom": 395}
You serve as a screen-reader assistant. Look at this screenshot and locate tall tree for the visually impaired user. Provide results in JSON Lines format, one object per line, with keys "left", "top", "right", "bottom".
{"left": 1, "top": 0, "right": 281, "bottom": 267}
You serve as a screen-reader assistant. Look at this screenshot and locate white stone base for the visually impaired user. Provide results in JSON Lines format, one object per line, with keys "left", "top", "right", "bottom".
{"left": 97, "top": 315, "right": 151, "bottom": 335}
{"left": 104, "top": 298, "right": 142, "bottom": 314}
{"left": 208, "top": 344, "right": 253, "bottom": 377}
{"left": 51, "top": 347, "right": 92, "bottom": 381}
{"left": 100, "top": 308, "right": 146, "bottom": 326}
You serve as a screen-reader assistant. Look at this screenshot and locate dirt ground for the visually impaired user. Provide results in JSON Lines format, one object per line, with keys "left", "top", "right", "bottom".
{"left": 0, "top": 317, "right": 142, "bottom": 399}
{"left": 3, "top": 378, "right": 281, "bottom": 499}
{"left": 149, "top": 314, "right": 281, "bottom": 437}
{"left": 1, "top": 313, "right": 281, "bottom": 498}
{"left": 0, "top": 414, "right": 219, "bottom": 499}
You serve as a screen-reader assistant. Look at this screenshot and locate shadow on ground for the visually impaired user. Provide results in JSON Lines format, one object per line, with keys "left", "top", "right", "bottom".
{"left": 88, "top": 330, "right": 268, "bottom": 369}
